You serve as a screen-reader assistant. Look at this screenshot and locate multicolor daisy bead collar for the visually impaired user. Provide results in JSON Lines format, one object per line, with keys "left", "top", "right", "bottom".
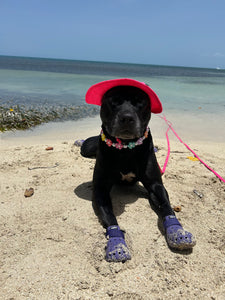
{"left": 101, "top": 127, "right": 149, "bottom": 150}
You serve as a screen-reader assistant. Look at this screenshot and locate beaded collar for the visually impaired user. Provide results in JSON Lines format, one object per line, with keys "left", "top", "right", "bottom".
{"left": 101, "top": 127, "right": 149, "bottom": 150}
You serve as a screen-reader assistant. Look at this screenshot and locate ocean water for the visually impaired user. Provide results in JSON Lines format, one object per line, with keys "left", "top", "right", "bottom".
{"left": 0, "top": 56, "right": 225, "bottom": 142}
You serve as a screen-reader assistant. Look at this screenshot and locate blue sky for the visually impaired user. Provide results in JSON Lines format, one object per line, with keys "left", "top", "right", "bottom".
{"left": 1, "top": 0, "right": 225, "bottom": 68}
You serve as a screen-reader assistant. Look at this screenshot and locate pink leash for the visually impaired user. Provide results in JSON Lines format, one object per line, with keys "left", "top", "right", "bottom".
{"left": 159, "top": 115, "right": 225, "bottom": 183}
{"left": 161, "top": 125, "right": 171, "bottom": 174}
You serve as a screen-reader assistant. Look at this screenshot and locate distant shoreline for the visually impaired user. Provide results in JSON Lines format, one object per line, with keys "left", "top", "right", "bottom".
{"left": 1, "top": 55, "right": 225, "bottom": 75}
{"left": 1, "top": 54, "right": 225, "bottom": 71}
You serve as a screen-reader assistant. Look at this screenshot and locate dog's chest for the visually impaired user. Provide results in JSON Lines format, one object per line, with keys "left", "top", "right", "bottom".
{"left": 120, "top": 171, "right": 136, "bottom": 182}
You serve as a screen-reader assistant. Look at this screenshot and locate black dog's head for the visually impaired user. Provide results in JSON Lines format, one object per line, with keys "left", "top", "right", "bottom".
{"left": 100, "top": 86, "right": 151, "bottom": 140}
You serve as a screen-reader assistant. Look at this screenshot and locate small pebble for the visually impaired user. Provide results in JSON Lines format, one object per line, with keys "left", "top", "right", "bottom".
{"left": 193, "top": 189, "right": 203, "bottom": 198}
{"left": 24, "top": 188, "right": 34, "bottom": 198}
{"left": 45, "top": 146, "right": 54, "bottom": 151}
{"left": 173, "top": 205, "right": 182, "bottom": 212}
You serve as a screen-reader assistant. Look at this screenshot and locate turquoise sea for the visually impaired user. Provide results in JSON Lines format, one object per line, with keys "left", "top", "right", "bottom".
{"left": 0, "top": 56, "right": 225, "bottom": 142}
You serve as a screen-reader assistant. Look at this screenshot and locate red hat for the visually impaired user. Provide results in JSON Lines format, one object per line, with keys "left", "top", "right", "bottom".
{"left": 85, "top": 78, "right": 162, "bottom": 114}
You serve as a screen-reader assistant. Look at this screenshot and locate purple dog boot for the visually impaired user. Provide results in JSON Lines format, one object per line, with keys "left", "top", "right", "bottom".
{"left": 163, "top": 215, "right": 196, "bottom": 250}
{"left": 105, "top": 225, "right": 131, "bottom": 262}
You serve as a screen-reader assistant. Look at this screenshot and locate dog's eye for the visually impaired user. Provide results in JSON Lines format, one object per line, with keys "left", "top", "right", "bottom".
{"left": 110, "top": 98, "right": 123, "bottom": 108}
{"left": 131, "top": 98, "right": 146, "bottom": 109}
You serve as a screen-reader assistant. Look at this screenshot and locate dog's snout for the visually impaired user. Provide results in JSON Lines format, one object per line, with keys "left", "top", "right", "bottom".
{"left": 119, "top": 113, "right": 135, "bottom": 126}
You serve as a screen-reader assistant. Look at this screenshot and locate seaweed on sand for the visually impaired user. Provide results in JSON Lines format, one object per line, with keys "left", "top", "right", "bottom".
{"left": 0, "top": 104, "right": 99, "bottom": 132}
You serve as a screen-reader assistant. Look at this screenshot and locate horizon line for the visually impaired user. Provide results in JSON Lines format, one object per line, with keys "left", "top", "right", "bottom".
{"left": 0, "top": 54, "right": 223, "bottom": 71}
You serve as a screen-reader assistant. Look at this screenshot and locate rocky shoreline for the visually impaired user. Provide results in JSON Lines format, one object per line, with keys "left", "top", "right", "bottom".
{"left": 0, "top": 103, "right": 99, "bottom": 131}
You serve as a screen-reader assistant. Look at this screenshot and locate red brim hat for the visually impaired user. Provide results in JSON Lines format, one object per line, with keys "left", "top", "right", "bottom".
{"left": 85, "top": 78, "right": 162, "bottom": 114}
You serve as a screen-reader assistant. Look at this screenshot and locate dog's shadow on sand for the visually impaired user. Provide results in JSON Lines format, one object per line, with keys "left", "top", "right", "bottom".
{"left": 74, "top": 181, "right": 148, "bottom": 217}
{"left": 74, "top": 182, "right": 193, "bottom": 255}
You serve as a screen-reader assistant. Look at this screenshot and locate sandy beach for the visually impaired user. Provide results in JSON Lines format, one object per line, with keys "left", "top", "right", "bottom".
{"left": 1, "top": 116, "right": 225, "bottom": 299}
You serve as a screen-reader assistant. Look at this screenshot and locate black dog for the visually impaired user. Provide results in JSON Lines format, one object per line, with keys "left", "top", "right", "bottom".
{"left": 81, "top": 80, "right": 196, "bottom": 262}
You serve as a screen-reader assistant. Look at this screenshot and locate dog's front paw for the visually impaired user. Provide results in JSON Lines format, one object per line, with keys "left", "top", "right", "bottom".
{"left": 105, "top": 226, "right": 131, "bottom": 262}
{"left": 163, "top": 215, "right": 196, "bottom": 250}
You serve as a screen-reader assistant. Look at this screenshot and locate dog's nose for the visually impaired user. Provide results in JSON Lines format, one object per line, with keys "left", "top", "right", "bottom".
{"left": 119, "top": 113, "right": 135, "bottom": 126}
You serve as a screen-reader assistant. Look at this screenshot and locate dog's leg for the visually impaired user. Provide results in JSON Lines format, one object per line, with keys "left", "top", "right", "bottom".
{"left": 92, "top": 184, "right": 117, "bottom": 228}
{"left": 142, "top": 158, "right": 196, "bottom": 250}
{"left": 93, "top": 169, "right": 131, "bottom": 262}
{"left": 80, "top": 136, "right": 99, "bottom": 158}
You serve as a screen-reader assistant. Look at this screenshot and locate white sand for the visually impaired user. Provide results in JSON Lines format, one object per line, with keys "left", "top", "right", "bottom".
{"left": 0, "top": 115, "right": 225, "bottom": 299}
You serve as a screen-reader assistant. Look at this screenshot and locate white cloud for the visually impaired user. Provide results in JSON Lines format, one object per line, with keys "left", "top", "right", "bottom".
{"left": 213, "top": 52, "right": 225, "bottom": 57}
